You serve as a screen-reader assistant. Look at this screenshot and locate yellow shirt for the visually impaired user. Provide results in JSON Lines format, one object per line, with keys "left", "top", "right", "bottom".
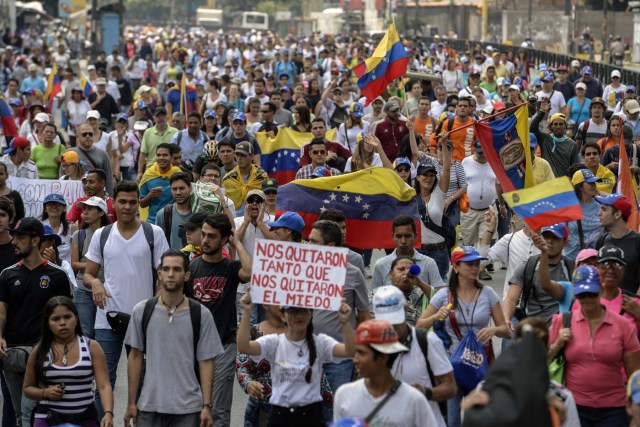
{"left": 532, "top": 157, "right": 555, "bottom": 184}
{"left": 594, "top": 164, "right": 616, "bottom": 194}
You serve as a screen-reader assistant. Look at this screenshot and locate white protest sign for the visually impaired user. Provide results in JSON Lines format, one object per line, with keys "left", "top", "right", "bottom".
{"left": 7, "top": 177, "right": 84, "bottom": 217}
{"left": 250, "top": 239, "right": 349, "bottom": 311}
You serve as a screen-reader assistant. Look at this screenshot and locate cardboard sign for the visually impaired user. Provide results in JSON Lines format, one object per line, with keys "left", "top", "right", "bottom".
{"left": 250, "top": 239, "right": 349, "bottom": 311}
{"left": 7, "top": 177, "right": 83, "bottom": 217}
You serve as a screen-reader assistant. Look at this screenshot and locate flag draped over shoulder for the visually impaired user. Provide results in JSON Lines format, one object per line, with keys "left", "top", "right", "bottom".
{"left": 474, "top": 105, "right": 534, "bottom": 192}
{"left": 503, "top": 177, "right": 582, "bottom": 230}
{"left": 276, "top": 168, "right": 419, "bottom": 249}
{"left": 180, "top": 74, "right": 197, "bottom": 115}
{"left": 80, "top": 73, "right": 93, "bottom": 98}
{"left": 0, "top": 97, "right": 18, "bottom": 139}
{"left": 351, "top": 23, "right": 409, "bottom": 105}
{"left": 256, "top": 128, "right": 337, "bottom": 185}
{"left": 617, "top": 120, "right": 640, "bottom": 230}
{"left": 44, "top": 65, "right": 62, "bottom": 110}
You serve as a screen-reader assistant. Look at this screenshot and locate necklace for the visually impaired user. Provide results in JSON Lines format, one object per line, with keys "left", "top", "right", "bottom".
{"left": 56, "top": 338, "right": 76, "bottom": 366}
{"left": 159, "top": 295, "right": 185, "bottom": 323}
{"left": 285, "top": 336, "right": 306, "bottom": 357}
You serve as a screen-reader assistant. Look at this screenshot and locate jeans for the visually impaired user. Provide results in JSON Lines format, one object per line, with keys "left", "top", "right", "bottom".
{"left": 212, "top": 343, "right": 237, "bottom": 427}
{"left": 137, "top": 410, "right": 200, "bottom": 427}
{"left": 322, "top": 359, "right": 354, "bottom": 394}
{"left": 3, "top": 369, "right": 36, "bottom": 427}
{"left": 94, "top": 328, "right": 126, "bottom": 418}
{"left": 420, "top": 247, "right": 450, "bottom": 282}
{"left": 267, "top": 403, "right": 325, "bottom": 427}
{"left": 497, "top": 206, "right": 512, "bottom": 239}
{"left": 576, "top": 405, "right": 629, "bottom": 427}
{"left": 1, "top": 371, "right": 16, "bottom": 427}
{"left": 33, "top": 419, "right": 98, "bottom": 427}
{"left": 74, "top": 286, "right": 96, "bottom": 339}
{"left": 447, "top": 385, "right": 465, "bottom": 427}
{"left": 362, "top": 249, "right": 373, "bottom": 268}
{"left": 446, "top": 201, "right": 461, "bottom": 228}
{"left": 244, "top": 398, "right": 271, "bottom": 427}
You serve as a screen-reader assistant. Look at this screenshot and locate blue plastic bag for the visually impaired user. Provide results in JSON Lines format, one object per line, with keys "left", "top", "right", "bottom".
{"left": 450, "top": 330, "right": 489, "bottom": 394}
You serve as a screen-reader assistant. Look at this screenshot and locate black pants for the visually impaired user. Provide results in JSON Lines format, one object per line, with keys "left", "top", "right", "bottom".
{"left": 267, "top": 402, "right": 325, "bottom": 427}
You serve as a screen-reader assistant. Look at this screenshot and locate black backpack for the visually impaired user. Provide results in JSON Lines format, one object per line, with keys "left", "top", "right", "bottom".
{"left": 330, "top": 104, "right": 349, "bottom": 129}
{"left": 417, "top": 196, "right": 457, "bottom": 252}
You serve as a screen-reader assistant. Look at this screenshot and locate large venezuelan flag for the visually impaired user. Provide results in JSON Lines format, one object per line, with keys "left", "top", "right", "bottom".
{"left": 80, "top": 73, "right": 93, "bottom": 98}
{"left": 617, "top": 120, "right": 639, "bottom": 231}
{"left": 276, "top": 167, "right": 419, "bottom": 249}
{"left": 503, "top": 177, "right": 583, "bottom": 230}
{"left": 44, "top": 65, "right": 62, "bottom": 111}
{"left": 179, "top": 74, "right": 198, "bottom": 115}
{"left": 474, "top": 105, "right": 535, "bottom": 192}
{"left": 351, "top": 23, "right": 409, "bottom": 105}
{"left": 257, "top": 128, "right": 337, "bottom": 185}
{"left": 0, "top": 97, "right": 18, "bottom": 139}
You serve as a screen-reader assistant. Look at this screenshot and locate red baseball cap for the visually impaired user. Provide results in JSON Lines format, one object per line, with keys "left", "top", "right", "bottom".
{"left": 355, "top": 320, "right": 408, "bottom": 354}
{"left": 595, "top": 193, "right": 633, "bottom": 218}
{"left": 4, "top": 137, "right": 29, "bottom": 154}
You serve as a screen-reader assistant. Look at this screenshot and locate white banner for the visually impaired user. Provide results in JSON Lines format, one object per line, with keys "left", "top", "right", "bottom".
{"left": 7, "top": 177, "right": 84, "bottom": 218}
{"left": 250, "top": 239, "right": 349, "bottom": 311}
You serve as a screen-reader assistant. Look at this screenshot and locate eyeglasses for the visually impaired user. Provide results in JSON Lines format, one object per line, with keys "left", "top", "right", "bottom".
{"left": 81, "top": 132, "right": 94, "bottom": 137}
{"left": 232, "top": 121, "right": 245, "bottom": 125}
{"left": 62, "top": 163, "right": 73, "bottom": 168}
{"left": 246, "top": 197, "right": 264, "bottom": 205}
{"left": 575, "top": 292, "right": 599, "bottom": 300}
{"left": 598, "top": 261, "right": 624, "bottom": 271}
{"left": 311, "top": 149, "right": 326, "bottom": 155}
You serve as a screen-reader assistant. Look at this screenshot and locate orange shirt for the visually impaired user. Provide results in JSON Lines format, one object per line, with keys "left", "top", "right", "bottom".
{"left": 429, "top": 116, "right": 476, "bottom": 161}
{"left": 598, "top": 136, "right": 617, "bottom": 153}
{"left": 413, "top": 115, "right": 439, "bottom": 149}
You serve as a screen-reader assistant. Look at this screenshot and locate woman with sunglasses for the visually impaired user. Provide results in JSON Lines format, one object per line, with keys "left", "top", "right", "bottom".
{"left": 550, "top": 265, "right": 640, "bottom": 427}
{"left": 238, "top": 294, "right": 355, "bottom": 427}
{"left": 418, "top": 246, "right": 510, "bottom": 427}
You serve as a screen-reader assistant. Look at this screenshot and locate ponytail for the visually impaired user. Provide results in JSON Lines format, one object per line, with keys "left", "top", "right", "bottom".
{"left": 305, "top": 322, "right": 317, "bottom": 383}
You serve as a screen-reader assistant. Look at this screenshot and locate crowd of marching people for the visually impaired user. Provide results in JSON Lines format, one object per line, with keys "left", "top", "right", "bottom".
{"left": 0, "top": 21, "right": 640, "bottom": 427}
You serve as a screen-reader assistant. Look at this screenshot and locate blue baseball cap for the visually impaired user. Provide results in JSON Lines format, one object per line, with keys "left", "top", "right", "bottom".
{"left": 627, "top": 86, "right": 637, "bottom": 93}
{"left": 8, "top": 98, "right": 21, "bottom": 107}
{"left": 42, "top": 224, "right": 62, "bottom": 247}
{"left": 393, "top": 157, "right": 411, "bottom": 170}
{"left": 583, "top": 66, "right": 593, "bottom": 75}
{"left": 572, "top": 265, "right": 601, "bottom": 295}
{"left": 233, "top": 112, "right": 246, "bottom": 122}
{"left": 627, "top": 370, "right": 640, "bottom": 404}
{"left": 540, "top": 223, "right": 568, "bottom": 239}
{"left": 330, "top": 418, "right": 368, "bottom": 427}
{"left": 501, "top": 78, "right": 512, "bottom": 87}
{"left": 450, "top": 246, "right": 488, "bottom": 264}
{"left": 595, "top": 193, "right": 633, "bottom": 218}
{"left": 350, "top": 102, "right": 364, "bottom": 118}
{"left": 538, "top": 63, "right": 548, "bottom": 71}
{"left": 572, "top": 168, "right": 602, "bottom": 185}
{"left": 529, "top": 132, "right": 538, "bottom": 148}
{"left": 204, "top": 109, "right": 217, "bottom": 119}
{"left": 267, "top": 211, "right": 305, "bottom": 233}
{"left": 116, "top": 113, "right": 128, "bottom": 122}
{"left": 429, "top": 43, "right": 437, "bottom": 50}
{"left": 311, "top": 166, "right": 330, "bottom": 178}
{"left": 134, "top": 99, "right": 147, "bottom": 110}
{"left": 43, "top": 193, "right": 66, "bottom": 205}
{"left": 541, "top": 72, "right": 554, "bottom": 82}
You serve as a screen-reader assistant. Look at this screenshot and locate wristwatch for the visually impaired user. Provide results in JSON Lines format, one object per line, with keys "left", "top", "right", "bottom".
{"left": 203, "top": 403, "right": 213, "bottom": 410}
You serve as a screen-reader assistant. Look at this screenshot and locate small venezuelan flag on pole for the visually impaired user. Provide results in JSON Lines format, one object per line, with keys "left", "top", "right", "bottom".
{"left": 351, "top": 23, "right": 409, "bottom": 106}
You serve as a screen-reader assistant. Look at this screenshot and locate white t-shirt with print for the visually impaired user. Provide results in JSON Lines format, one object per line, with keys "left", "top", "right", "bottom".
{"left": 253, "top": 333, "right": 337, "bottom": 407}
{"left": 334, "top": 378, "right": 437, "bottom": 427}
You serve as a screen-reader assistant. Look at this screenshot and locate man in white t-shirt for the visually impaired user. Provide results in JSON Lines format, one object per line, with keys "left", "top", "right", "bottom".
{"left": 372, "top": 286, "right": 455, "bottom": 427}
{"left": 333, "top": 319, "right": 437, "bottom": 426}
{"left": 83, "top": 180, "right": 170, "bottom": 412}
{"left": 430, "top": 85, "right": 448, "bottom": 120}
{"left": 535, "top": 73, "right": 566, "bottom": 116}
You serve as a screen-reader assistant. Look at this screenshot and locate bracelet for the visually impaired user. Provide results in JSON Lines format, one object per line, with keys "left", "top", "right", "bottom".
{"left": 486, "top": 229, "right": 496, "bottom": 234}
{"left": 202, "top": 403, "right": 213, "bottom": 409}
{"left": 104, "top": 411, "right": 114, "bottom": 417}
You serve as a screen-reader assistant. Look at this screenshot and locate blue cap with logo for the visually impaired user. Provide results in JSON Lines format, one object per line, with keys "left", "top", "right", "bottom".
{"left": 43, "top": 193, "right": 66, "bottom": 205}
{"left": 204, "top": 109, "right": 217, "bottom": 119}
{"left": 571, "top": 168, "right": 602, "bottom": 185}
{"left": 116, "top": 113, "right": 128, "bottom": 122}
{"left": 540, "top": 222, "right": 568, "bottom": 239}
{"left": 583, "top": 66, "right": 593, "bottom": 75}
{"left": 42, "top": 224, "right": 62, "bottom": 247}
{"left": 233, "top": 112, "right": 246, "bottom": 122}
{"left": 450, "top": 246, "right": 488, "bottom": 264}
{"left": 350, "top": 102, "right": 364, "bottom": 118}
{"left": 529, "top": 132, "right": 538, "bottom": 148}
{"left": 393, "top": 157, "right": 411, "bottom": 170}
{"left": 572, "top": 265, "right": 601, "bottom": 295}
{"left": 267, "top": 211, "right": 305, "bottom": 233}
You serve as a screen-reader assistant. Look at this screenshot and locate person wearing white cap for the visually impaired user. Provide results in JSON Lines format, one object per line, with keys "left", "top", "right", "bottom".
{"left": 88, "top": 77, "right": 119, "bottom": 126}
{"left": 568, "top": 60, "right": 581, "bottom": 84}
{"left": 371, "top": 284, "right": 455, "bottom": 427}
{"left": 603, "top": 70, "right": 627, "bottom": 112}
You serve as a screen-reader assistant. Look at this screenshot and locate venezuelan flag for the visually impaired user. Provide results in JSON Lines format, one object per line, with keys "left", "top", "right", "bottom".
{"left": 80, "top": 73, "right": 93, "bottom": 98}
{"left": 616, "top": 121, "right": 639, "bottom": 230}
{"left": 257, "top": 128, "right": 337, "bottom": 185}
{"left": 276, "top": 167, "right": 419, "bottom": 249}
{"left": 179, "top": 74, "right": 198, "bottom": 115}
{"left": 474, "top": 105, "right": 535, "bottom": 192}
{"left": 0, "top": 96, "right": 18, "bottom": 139}
{"left": 504, "top": 177, "right": 583, "bottom": 230}
{"left": 44, "top": 64, "right": 62, "bottom": 111}
{"left": 351, "top": 23, "right": 409, "bottom": 105}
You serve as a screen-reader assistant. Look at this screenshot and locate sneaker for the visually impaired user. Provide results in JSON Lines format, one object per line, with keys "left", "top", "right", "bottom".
{"left": 364, "top": 266, "right": 372, "bottom": 279}
{"left": 486, "top": 263, "right": 494, "bottom": 272}
{"left": 479, "top": 270, "right": 492, "bottom": 281}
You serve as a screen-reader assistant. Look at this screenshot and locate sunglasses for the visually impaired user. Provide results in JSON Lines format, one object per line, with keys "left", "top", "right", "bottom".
{"left": 261, "top": 110, "right": 271, "bottom": 113}
{"left": 246, "top": 197, "right": 264, "bottom": 205}
{"left": 81, "top": 132, "right": 94, "bottom": 137}
{"left": 264, "top": 190, "right": 277, "bottom": 195}
{"left": 598, "top": 261, "right": 624, "bottom": 270}
{"left": 575, "top": 292, "right": 599, "bottom": 300}
{"left": 311, "top": 149, "right": 326, "bottom": 155}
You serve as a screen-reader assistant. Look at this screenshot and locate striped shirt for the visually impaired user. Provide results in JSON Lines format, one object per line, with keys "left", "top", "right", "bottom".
{"left": 417, "top": 153, "right": 468, "bottom": 198}
{"left": 34, "top": 335, "right": 95, "bottom": 418}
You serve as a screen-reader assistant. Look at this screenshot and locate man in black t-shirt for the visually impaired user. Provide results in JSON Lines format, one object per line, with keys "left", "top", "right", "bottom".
{"left": 111, "top": 65, "right": 133, "bottom": 111}
{"left": 186, "top": 213, "right": 252, "bottom": 427}
{"left": 0, "top": 217, "right": 72, "bottom": 427}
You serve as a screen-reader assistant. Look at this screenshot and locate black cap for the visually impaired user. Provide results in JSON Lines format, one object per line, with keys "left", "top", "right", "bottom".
{"left": 474, "top": 140, "right": 483, "bottom": 152}
{"left": 183, "top": 212, "right": 208, "bottom": 230}
{"left": 10, "top": 217, "right": 45, "bottom": 238}
{"left": 598, "top": 245, "right": 626, "bottom": 265}
{"left": 416, "top": 164, "right": 438, "bottom": 176}
{"left": 262, "top": 178, "right": 279, "bottom": 192}
{"left": 154, "top": 106, "right": 168, "bottom": 116}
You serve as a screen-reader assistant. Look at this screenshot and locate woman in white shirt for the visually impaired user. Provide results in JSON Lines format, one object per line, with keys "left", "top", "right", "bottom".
{"left": 344, "top": 133, "right": 392, "bottom": 172}
{"left": 66, "top": 88, "right": 91, "bottom": 146}
{"left": 237, "top": 294, "right": 355, "bottom": 427}
{"left": 443, "top": 59, "right": 463, "bottom": 93}
{"left": 337, "top": 102, "right": 370, "bottom": 152}
{"left": 200, "top": 79, "right": 227, "bottom": 113}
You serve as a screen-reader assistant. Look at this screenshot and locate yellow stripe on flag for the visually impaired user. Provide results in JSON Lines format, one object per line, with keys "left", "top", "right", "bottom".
{"left": 361, "top": 23, "right": 402, "bottom": 73}
{"left": 504, "top": 176, "right": 574, "bottom": 208}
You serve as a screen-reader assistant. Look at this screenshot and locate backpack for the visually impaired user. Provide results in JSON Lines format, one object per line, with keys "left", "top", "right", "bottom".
{"left": 141, "top": 296, "right": 201, "bottom": 379}
{"left": 434, "top": 115, "right": 455, "bottom": 142}
{"left": 514, "top": 254, "right": 574, "bottom": 320}
{"left": 417, "top": 197, "right": 457, "bottom": 252}
{"left": 574, "top": 119, "right": 590, "bottom": 142}
{"left": 330, "top": 104, "right": 349, "bottom": 130}
{"left": 415, "top": 328, "right": 448, "bottom": 420}
{"left": 99, "top": 222, "right": 157, "bottom": 291}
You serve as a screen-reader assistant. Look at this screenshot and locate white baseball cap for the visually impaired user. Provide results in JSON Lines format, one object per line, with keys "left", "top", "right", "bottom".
{"left": 133, "top": 120, "right": 149, "bottom": 131}
{"left": 78, "top": 196, "right": 108, "bottom": 214}
{"left": 571, "top": 60, "right": 580, "bottom": 68}
{"left": 576, "top": 82, "right": 587, "bottom": 91}
{"left": 372, "top": 285, "right": 406, "bottom": 325}
{"left": 34, "top": 112, "right": 50, "bottom": 123}
{"left": 86, "top": 110, "right": 101, "bottom": 120}
{"left": 611, "top": 70, "right": 621, "bottom": 79}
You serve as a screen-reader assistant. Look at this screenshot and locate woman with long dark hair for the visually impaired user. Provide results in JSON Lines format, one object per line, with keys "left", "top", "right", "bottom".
{"left": 23, "top": 296, "right": 114, "bottom": 427}
{"left": 417, "top": 246, "right": 510, "bottom": 427}
{"left": 291, "top": 105, "right": 312, "bottom": 133}
{"left": 306, "top": 79, "right": 322, "bottom": 111}
{"left": 40, "top": 193, "right": 76, "bottom": 265}
{"left": 597, "top": 114, "right": 621, "bottom": 153}
{"left": 237, "top": 294, "right": 355, "bottom": 427}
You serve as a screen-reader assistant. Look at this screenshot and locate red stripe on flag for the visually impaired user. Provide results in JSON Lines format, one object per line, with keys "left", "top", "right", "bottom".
{"left": 352, "top": 61, "right": 367, "bottom": 79}
{"left": 269, "top": 170, "right": 297, "bottom": 185}
{"left": 360, "top": 57, "right": 409, "bottom": 105}
{"left": 521, "top": 205, "right": 584, "bottom": 230}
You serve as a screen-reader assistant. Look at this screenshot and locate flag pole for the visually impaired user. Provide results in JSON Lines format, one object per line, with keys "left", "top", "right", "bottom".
{"left": 435, "top": 101, "right": 529, "bottom": 140}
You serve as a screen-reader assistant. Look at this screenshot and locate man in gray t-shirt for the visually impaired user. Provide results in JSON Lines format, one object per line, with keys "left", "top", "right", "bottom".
{"left": 124, "top": 250, "right": 223, "bottom": 426}
{"left": 502, "top": 223, "right": 574, "bottom": 327}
